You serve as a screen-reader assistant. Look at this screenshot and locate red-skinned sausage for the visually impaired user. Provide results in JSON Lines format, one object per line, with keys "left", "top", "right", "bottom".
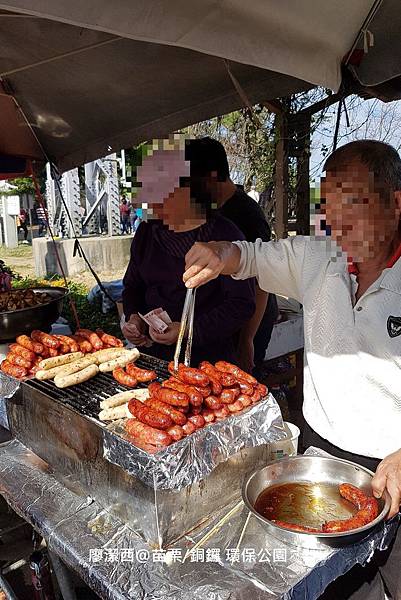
{"left": 237, "top": 394, "right": 252, "bottom": 408}
{"left": 16, "top": 335, "right": 43, "bottom": 355}
{"left": 182, "top": 421, "right": 196, "bottom": 436}
{"left": 9, "top": 343, "right": 35, "bottom": 362}
{"left": 219, "top": 389, "right": 238, "bottom": 405}
{"left": 236, "top": 379, "right": 255, "bottom": 396}
{"left": 96, "top": 329, "right": 124, "bottom": 348}
{"left": 76, "top": 329, "right": 103, "bottom": 350}
{"left": 146, "top": 398, "right": 187, "bottom": 426}
{"left": 227, "top": 399, "right": 244, "bottom": 412}
{"left": 128, "top": 398, "right": 173, "bottom": 429}
{"left": 199, "top": 361, "right": 237, "bottom": 387}
{"left": 71, "top": 336, "right": 93, "bottom": 353}
{"left": 214, "top": 361, "right": 257, "bottom": 386}
{"left": 7, "top": 352, "right": 31, "bottom": 369}
{"left": 213, "top": 406, "right": 230, "bottom": 419}
{"left": 126, "top": 435, "right": 159, "bottom": 454}
{"left": 162, "top": 379, "right": 202, "bottom": 407}
{"left": 54, "top": 335, "right": 79, "bottom": 354}
{"left": 155, "top": 386, "right": 189, "bottom": 408}
{"left": 257, "top": 383, "right": 268, "bottom": 397}
{"left": 204, "top": 395, "right": 223, "bottom": 410}
{"left": 166, "top": 425, "right": 185, "bottom": 441}
{"left": 125, "top": 418, "right": 172, "bottom": 447}
{"left": 31, "top": 330, "right": 60, "bottom": 349}
{"left": 126, "top": 362, "right": 157, "bottom": 382}
{"left": 168, "top": 362, "right": 210, "bottom": 388}
{"left": 322, "top": 484, "right": 379, "bottom": 533}
{"left": 1, "top": 360, "right": 27, "bottom": 379}
{"left": 201, "top": 409, "right": 215, "bottom": 423}
{"left": 112, "top": 367, "right": 138, "bottom": 388}
{"left": 188, "top": 415, "right": 205, "bottom": 429}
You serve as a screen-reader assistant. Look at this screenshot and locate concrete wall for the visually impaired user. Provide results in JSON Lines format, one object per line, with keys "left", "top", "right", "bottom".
{"left": 33, "top": 235, "right": 134, "bottom": 277}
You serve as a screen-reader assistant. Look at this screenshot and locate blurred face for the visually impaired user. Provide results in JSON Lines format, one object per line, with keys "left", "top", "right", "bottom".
{"left": 136, "top": 147, "right": 206, "bottom": 230}
{"left": 321, "top": 159, "right": 401, "bottom": 262}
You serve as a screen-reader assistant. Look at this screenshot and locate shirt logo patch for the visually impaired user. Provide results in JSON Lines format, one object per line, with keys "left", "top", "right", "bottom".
{"left": 387, "top": 316, "right": 401, "bottom": 338}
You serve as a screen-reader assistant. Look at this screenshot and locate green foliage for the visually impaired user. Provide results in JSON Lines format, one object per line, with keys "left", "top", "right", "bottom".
{"left": 8, "top": 177, "right": 35, "bottom": 195}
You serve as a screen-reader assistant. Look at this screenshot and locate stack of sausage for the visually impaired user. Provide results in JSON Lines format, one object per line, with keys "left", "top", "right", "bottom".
{"left": 125, "top": 360, "right": 268, "bottom": 453}
{"left": 1, "top": 328, "right": 123, "bottom": 380}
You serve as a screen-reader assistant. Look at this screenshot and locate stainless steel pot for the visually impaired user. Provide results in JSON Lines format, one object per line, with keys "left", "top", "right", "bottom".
{"left": 0, "top": 287, "right": 68, "bottom": 342}
{"left": 242, "top": 455, "right": 390, "bottom": 550}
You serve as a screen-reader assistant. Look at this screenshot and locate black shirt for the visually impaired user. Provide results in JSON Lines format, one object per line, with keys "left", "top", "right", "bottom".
{"left": 219, "top": 187, "right": 278, "bottom": 366}
{"left": 219, "top": 188, "right": 272, "bottom": 243}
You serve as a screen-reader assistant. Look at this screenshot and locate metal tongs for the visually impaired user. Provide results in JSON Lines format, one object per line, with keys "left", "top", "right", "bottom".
{"left": 173, "top": 287, "right": 197, "bottom": 370}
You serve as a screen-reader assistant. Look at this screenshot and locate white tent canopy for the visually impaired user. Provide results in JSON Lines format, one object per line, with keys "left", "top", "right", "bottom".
{"left": 1, "top": 0, "right": 400, "bottom": 171}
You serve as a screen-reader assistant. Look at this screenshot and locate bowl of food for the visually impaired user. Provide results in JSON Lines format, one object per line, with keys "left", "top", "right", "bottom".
{"left": 0, "top": 287, "right": 69, "bottom": 342}
{"left": 242, "top": 455, "right": 390, "bottom": 549}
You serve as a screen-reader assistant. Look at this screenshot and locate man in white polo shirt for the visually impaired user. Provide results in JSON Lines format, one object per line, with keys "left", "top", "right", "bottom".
{"left": 183, "top": 140, "right": 401, "bottom": 599}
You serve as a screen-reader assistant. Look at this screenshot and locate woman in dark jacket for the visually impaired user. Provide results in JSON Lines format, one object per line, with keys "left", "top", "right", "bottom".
{"left": 121, "top": 139, "right": 255, "bottom": 365}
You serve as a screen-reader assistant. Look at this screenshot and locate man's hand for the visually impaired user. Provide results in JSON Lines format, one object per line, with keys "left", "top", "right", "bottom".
{"left": 121, "top": 313, "right": 148, "bottom": 346}
{"left": 149, "top": 322, "right": 180, "bottom": 346}
{"left": 371, "top": 448, "right": 401, "bottom": 518}
{"left": 237, "top": 336, "right": 255, "bottom": 374}
{"left": 183, "top": 241, "right": 241, "bottom": 289}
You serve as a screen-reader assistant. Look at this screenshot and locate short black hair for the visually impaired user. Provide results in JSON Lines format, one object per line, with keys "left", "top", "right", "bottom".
{"left": 185, "top": 137, "right": 230, "bottom": 181}
{"left": 324, "top": 140, "right": 401, "bottom": 202}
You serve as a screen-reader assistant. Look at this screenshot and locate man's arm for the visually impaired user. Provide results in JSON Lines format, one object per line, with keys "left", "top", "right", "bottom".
{"left": 237, "top": 285, "right": 268, "bottom": 372}
{"left": 184, "top": 237, "right": 306, "bottom": 303}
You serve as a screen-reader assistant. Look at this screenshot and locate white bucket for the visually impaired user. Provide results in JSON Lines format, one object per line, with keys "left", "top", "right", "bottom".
{"left": 270, "top": 422, "right": 300, "bottom": 461}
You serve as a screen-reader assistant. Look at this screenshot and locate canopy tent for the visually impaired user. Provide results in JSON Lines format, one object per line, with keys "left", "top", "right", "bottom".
{"left": 0, "top": 0, "right": 401, "bottom": 172}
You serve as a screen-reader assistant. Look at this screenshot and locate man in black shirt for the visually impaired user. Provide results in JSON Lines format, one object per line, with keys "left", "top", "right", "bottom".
{"left": 186, "top": 137, "right": 279, "bottom": 375}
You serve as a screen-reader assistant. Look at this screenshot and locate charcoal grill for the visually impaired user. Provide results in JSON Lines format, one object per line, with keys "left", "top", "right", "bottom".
{"left": 6, "top": 353, "right": 276, "bottom": 547}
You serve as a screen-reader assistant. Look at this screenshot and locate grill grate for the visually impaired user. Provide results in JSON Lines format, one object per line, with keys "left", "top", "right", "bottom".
{"left": 23, "top": 354, "right": 169, "bottom": 420}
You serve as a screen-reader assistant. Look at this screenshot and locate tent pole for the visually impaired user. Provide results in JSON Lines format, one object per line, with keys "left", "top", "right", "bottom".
{"left": 274, "top": 112, "right": 289, "bottom": 240}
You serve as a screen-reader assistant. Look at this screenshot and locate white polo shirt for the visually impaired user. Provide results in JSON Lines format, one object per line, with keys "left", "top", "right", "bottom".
{"left": 233, "top": 236, "right": 401, "bottom": 459}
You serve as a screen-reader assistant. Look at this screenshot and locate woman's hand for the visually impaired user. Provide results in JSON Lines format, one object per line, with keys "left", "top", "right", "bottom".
{"left": 372, "top": 448, "right": 401, "bottom": 518}
{"left": 183, "top": 241, "right": 241, "bottom": 288}
{"left": 121, "top": 314, "right": 148, "bottom": 346}
{"left": 149, "top": 322, "right": 181, "bottom": 345}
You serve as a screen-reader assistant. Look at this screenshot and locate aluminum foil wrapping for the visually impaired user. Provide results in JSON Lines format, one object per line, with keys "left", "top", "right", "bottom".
{"left": 0, "top": 440, "right": 399, "bottom": 600}
{"left": 103, "top": 393, "right": 285, "bottom": 490}
{"left": 0, "top": 372, "right": 20, "bottom": 430}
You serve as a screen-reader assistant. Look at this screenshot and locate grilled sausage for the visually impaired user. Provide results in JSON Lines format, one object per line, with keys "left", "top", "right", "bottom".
{"left": 31, "top": 330, "right": 60, "bottom": 349}
{"left": 322, "top": 484, "right": 379, "bottom": 533}
{"left": 162, "top": 378, "right": 203, "bottom": 406}
{"left": 188, "top": 415, "right": 205, "bottom": 429}
{"left": 201, "top": 409, "right": 215, "bottom": 423}
{"left": 182, "top": 421, "right": 196, "bottom": 436}
{"left": 54, "top": 335, "right": 79, "bottom": 353}
{"left": 76, "top": 329, "right": 103, "bottom": 350}
{"left": 227, "top": 399, "right": 244, "bottom": 412}
{"left": 146, "top": 398, "right": 187, "bottom": 426}
{"left": 96, "top": 329, "right": 124, "bottom": 348}
{"left": 199, "top": 361, "right": 237, "bottom": 387}
{"left": 71, "top": 335, "right": 93, "bottom": 353}
{"left": 16, "top": 335, "right": 43, "bottom": 355}
{"left": 126, "top": 435, "right": 160, "bottom": 454}
{"left": 213, "top": 406, "right": 230, "bottom": 419}
{"left": 9, "top": 343, "right": 35, "bottom": 362}
{"left": 7, "top": 352, "right": 32, "bottom": 369}
{"left": 204, "top": 395, "right": 223, "bottom": 410}
{"left": 112, "top": 367, "right": 138, "bottom": 387}
{"left": 166, "top": 425, "right": 184, "bottom": 441}
{"left": 214, "top": 361, "right": 257, "bottom": 386}
{"left": 257, "top": 383, "right": 268, "bottom": 397}
{"left": 236, "top": 378, "right": 255, "bottom": 396}
{"left": 1, "top": 360, "right": 27, "bottom": 379}
{"left": 125, "top": 418, "right": 172, "bottom": 447}
{"left": 237, "top": 394, "right": 252, "bottom": 408}
{"left": 219, "top": 389, "right": 238, "bottom": 404}
{"left": 126, "top": 362, "right": 157, "bottom": 382}
{"left": 168, "top": 362, "right": 210, "bottom": 388}
{"left": 157, "top": 387, "right": 189, "bottom": 408}
{"left": 250, "top": 389, "right": 262, "bottom": 404}
{"left": 48, "top": 348, "right": 59, "bottom": 357}
{"left": 128, "top": 398, "right": 173, "bottom": 429}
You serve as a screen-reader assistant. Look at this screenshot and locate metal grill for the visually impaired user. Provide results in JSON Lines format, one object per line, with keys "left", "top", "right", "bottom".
{"left": 23, "top": 354, "right": 169, "bottom": 420}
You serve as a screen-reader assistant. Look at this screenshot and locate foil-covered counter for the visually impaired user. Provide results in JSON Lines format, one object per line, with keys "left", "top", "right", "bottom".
{"left": 0, "top": 440, "right": 398, "bottom": 600}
